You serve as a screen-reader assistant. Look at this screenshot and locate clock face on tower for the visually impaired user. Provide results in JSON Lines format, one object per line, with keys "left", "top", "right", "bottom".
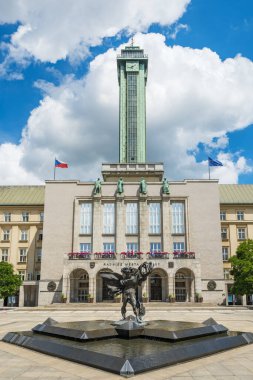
{"left": 126, "top": 61, "right": 139, "bottom": 72}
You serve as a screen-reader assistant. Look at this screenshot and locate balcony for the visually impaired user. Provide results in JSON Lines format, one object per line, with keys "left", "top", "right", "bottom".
{"left": 94, "top": 252, "right": 116, "bottom": 260}
{"left": 66, "top": 251, "right": 196, "bottom": 261}
{"left": 68, "top": 252, "right": 91, "bottom": 260}
{"left": 172, "top": 251, "right": 195, "bottom": 259}
{"left": 120, "top": 252, "right": 143, "bottom": 260}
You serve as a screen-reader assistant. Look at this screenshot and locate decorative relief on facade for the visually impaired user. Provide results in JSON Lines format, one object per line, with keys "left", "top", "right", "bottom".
{"left": 207, "top": 280, "right": 217, "bottom": 291}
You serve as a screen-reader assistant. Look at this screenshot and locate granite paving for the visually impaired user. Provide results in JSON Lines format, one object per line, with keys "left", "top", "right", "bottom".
{"left": 0, "top": 305, "right": 253, "bottom": 379}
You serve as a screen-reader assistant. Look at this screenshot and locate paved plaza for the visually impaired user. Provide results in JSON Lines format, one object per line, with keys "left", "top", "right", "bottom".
{"left": 0, "top": 304, "right": 253, "bottom": 379}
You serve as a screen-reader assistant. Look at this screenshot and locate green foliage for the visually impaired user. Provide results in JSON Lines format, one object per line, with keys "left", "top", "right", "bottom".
{"left": 0, "top": 262, "right": 22, "bottom": 299}
{"left": 229, "top": 239, "right": 253, "bottom": 295}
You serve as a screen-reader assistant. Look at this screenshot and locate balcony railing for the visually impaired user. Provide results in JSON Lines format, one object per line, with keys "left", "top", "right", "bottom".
{"left": 66, "top": 251, "right": 196, "bottom": 261}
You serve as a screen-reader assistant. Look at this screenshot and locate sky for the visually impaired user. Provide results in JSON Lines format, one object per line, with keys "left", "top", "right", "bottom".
{"left": 0, "top": 0, "right": 253, "bottom": 185}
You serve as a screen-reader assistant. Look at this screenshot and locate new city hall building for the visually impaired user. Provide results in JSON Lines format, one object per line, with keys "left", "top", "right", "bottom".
{"left": 2, "top": 44, "right": 252, "bottom": 307}
{"left": 39, "top": 44, "right": 225, "bottom": 306}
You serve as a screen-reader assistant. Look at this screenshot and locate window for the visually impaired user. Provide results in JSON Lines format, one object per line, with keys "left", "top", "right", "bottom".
{"left": 1, "top": 249, "right": 8, "bottom": 262}
{"left": 80, "top": 243, "right": 91, "bottom": 253}
{"left": 126, "top": 203, "right": 138, "bottom": 234}
{"left": 3, "top": 229, "right": 10, "bottom": 241}
{"left": 103, "top": 203, "right": 115, "bottom": 234}
{"left": 40, "top": 212, "right": 44, "bottom": 222}
{"left": 4, "top": 212, "right": 11, "bottom": 222}
{"left": 22, "top": 212, "right": 29, "bottom": 222}
{"left": 37, "top": 229, "right": 43, "bottom": 241}
{"left": 36, "top": 248, "right": 42, "bottom": 262}
{"left": 171, "top": 202, "right": 185, "bottom": 234}
{"left": 35, "top": 271, "right": 41, "bottom": 281}
{"left": 18, "top": 270, "right": 26, "bottom": 281}
{"left": 149, "top": 203, "right": 161, "bottom": 234}
{"left": 221, "top": 228, "right": 228, "bottom": 240}
{"left": 27, "top": 273, "right": 33, "bottom": 281}
{"left": 237, "top": 211, "right": 244, "bottom": 221}
{"left": 20, "top": 229, "right": 28, "bottom": 241}
{"left": 237, "top": 228, "right": 246, "bottom": 240}
{"left": 80, "top": 203, "right": 92, "bottom": 234}
{"left": 173, "top": 242, "right": 185, "bottom": 252}
{"left": 222, "top": 247, "right": 229, "bottom": 261}
{"left": 19, "top": 248, "right": 27, "bottom": 263}
{"left": 220, "top": 211, "right": 226, "bottom": 221}
{"left": 150, "top": 242, "right": 161, "bottom": 253}
{"left": 103, "top": 243, "right": 115, "bottom": 252}
{"left": 126, "top": 243, "right": 138, "bottom": 252}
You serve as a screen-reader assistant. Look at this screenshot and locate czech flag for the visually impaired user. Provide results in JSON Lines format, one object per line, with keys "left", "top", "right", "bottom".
{"left": 55, "top": 159, "right": 68, "bottom": 168}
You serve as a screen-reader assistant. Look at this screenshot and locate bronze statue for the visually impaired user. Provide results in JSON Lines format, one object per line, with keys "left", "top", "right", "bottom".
{"left": 100, "top": 262, "right": 153, "bottom": 323}
{"left": 117, "top": 177, "right": 124, "bottom": 194}
{"left": 94, "top": 178, "right": 101, "bottom": 194}
{"left": 162, "top": 177, "right": 170, "bottom": 194}
{"left": 139, "top": 177, "right": 147, "bottom": 194}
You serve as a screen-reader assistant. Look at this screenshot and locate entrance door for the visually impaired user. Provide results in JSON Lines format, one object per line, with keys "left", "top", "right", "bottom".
{"left": 175, "top": 281, "right": 186, "bottom": 302}
{"left": 78, "top": 280, "right": 89, "bottom": 302}
{"left": 150, "top": 274, "right": 162, "bottom": 301}
{"left": 102, "top": 278, "right": 114, "bottom": 301}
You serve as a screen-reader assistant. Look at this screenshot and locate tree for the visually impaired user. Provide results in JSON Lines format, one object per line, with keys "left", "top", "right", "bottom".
{"left": 0, "top": 262, "right": 22, "bottom": 300}
{"left": 229, "top": 239, "right": 253, "bottom": 295}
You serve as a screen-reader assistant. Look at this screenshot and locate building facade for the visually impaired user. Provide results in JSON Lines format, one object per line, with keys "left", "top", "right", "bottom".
{"left": 38, "top": 170, "right": 225, "bottom": 306}
{"left": 220, "top": 185, "right": 253, "bottom": 305}
{"left": 0, "top": 186, "right": 44, "bottom": 306}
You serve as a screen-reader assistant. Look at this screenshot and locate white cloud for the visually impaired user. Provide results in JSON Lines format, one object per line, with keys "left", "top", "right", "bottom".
{"left": 0, "top": 33, "right": 253, "bottom": 184}
{"left": 0, "top": 0, "right": 190, "bottom": 63}
{"left": 169, "top": 23, "right": 189, "bottom": 40}
{"left": 0, "top": 144, "right": 40, "bottom": 185}
{"left": 205, "top": 153, "right": 252, "bottom": 184}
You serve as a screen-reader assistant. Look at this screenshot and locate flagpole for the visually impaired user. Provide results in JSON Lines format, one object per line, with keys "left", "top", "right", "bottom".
{"left": 54, "top": 158, "right": 56, "bottom": 180}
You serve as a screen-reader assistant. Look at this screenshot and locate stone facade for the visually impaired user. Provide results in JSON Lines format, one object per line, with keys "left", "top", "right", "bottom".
{"left": 38, "top": 177, "right": 225, "bottom": 306}
{"left": 0, "top": 186, "right": 44, "bottom": 307}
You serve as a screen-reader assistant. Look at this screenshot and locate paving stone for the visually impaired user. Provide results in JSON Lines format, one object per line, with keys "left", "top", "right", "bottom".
{"left": 1, "top": 307, "right": 253, "bottom": 380}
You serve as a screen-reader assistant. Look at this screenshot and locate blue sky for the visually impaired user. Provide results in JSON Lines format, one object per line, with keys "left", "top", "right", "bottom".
{"left": 0, "top": 0, "right": 253, "bottom": 184}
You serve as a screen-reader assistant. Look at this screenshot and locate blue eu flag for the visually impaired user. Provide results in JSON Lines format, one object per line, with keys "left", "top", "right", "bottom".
{"left": 208, "top": 157, "right": 223, "bottom": 167}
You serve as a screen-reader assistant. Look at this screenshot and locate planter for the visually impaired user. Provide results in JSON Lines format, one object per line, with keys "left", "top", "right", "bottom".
{"left": 114, "top": 297, "right": 121, "bottom": 303}
{"left": 88, "top": 298, "right": 94, "bottom": 303}
{"left": 142, "top": 297, "right": 148, "bottom": 303}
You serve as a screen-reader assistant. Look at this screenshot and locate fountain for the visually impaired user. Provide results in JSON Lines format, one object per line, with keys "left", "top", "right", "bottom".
{"left": 3, "top": 262, "right": 253, "bottom": 377}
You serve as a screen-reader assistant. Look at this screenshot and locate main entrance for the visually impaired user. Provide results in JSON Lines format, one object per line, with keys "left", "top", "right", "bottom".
{"left": 69, "top": 268, "right": 89, "bottom": 303}
{"left": 150, "top": 274, "right": 162, "bottom": 301}
{"left": 175, "top": 269, "right": 195, "bottom": 302}
{"left": 175, "top": 273, "right": 187, "bottom": 302}
{"left": 96, "top": 269, "right": 114, "bottom": 302}
{"left": 149, "top": 269, "right": 168, "bottom": 302}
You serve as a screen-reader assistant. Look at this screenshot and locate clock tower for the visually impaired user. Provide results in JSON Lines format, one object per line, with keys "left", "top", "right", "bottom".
{"left": 117, "top": 44, "right": 148, "bottom": 163}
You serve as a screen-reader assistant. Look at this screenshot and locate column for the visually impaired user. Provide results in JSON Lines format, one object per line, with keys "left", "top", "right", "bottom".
{"left": 168, "top": 275, "right": 174, "bottom": 298}
{"left": 19, "top": 285, "right": 25, "bottom": 307}
{"left": 89, "top": 275, "right": 96, "bottom": 303}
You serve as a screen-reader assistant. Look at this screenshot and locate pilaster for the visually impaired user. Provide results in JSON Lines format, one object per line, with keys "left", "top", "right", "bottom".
{"left": 162, "top": 194, "right": 170, "bottom": 251}
{"left": 116, "top": 194, "right": 126, "bottom": 253}
{"left": 139, "top": 193, "right": 149, "bottom": 253}
{"left": 92, "top": 194, "right": 102, "bottom": 252}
